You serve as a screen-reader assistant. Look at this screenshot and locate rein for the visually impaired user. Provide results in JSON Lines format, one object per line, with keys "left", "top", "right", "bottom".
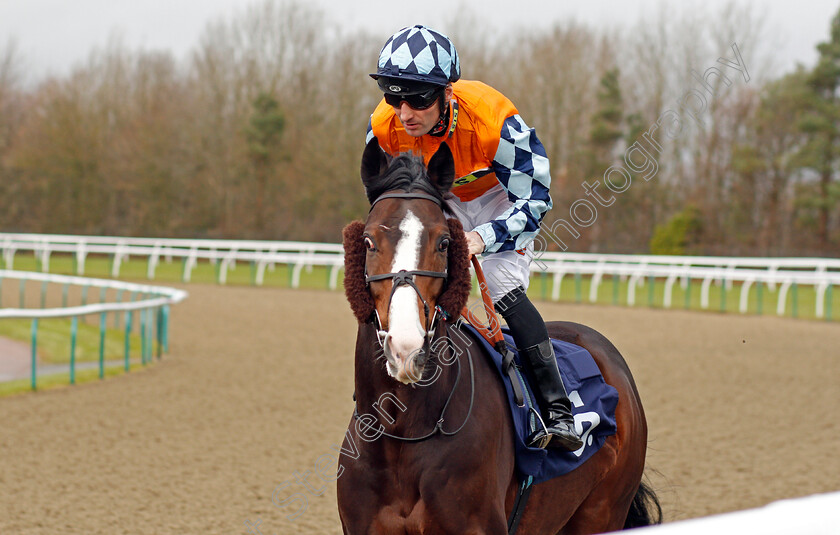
{"left": 461, "top": 256, "right": 526, "bottom": 407}
{"left": 352, "top": 322, "right": 476, "bottom": 443}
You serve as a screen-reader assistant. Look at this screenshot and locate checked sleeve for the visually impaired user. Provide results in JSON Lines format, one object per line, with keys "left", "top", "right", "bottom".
{"left": 473, "top": 115, "right": 553, "bottom": 254}
{"left": 365, "top": 117, "right": 374, "bottom": 144}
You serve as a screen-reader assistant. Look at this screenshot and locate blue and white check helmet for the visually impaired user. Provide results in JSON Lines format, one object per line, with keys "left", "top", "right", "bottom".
{"left": 370, "top": 25, "right": 460, "bottom": 87}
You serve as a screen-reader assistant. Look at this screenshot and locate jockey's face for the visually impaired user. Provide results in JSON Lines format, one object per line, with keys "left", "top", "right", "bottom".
{"left": 393, "top": 85, "right": 453, "bottom": 137}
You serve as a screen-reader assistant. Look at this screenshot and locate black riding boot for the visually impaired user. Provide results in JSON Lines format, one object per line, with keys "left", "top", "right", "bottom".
{"left": 496, "top": 287, "right": 584, "bottom": 451}
{"left": 518, "top": 340, "right": 583, "bottom": 450}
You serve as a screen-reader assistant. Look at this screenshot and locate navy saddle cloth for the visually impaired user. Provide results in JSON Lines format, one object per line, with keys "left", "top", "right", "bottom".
{"left": 461, "top": 324, "right": 619, "bottom": 484}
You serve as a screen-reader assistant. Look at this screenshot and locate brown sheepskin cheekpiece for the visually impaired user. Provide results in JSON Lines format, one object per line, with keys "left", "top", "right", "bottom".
{"left": 341, "top": 218, "right": 472, "bottom": 324}
{"left": 342, "top": 221, "right": 376, "bottom": 323}
{"left": 436, "top": 218, "right": 471, "bottom": 320}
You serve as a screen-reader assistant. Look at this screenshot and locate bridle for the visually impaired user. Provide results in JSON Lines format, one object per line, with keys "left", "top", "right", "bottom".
{"left": 358, "top": 190, "right": 475, "bottom": 442}
{"left": 352, "top": 321, "right": 476, "bottom": 443}
{"left": 364, "top": 191, "right": 449, "bottom": 361}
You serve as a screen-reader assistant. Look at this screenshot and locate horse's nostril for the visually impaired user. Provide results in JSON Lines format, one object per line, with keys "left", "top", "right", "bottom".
{"left": 386, "top": 337, "right": 426, "bottom": 384}
{"left": 388, "top": 335, "right": 425, "bottom": 363}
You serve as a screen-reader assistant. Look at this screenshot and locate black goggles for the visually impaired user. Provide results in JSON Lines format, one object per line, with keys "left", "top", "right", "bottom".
{"left": 383, "top": 87, "right": 443, "bottom": 110}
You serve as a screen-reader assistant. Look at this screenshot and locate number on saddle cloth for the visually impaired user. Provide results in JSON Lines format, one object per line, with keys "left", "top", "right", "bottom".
{"left": 459, "top": 323, "right": 620, "bottom": 483}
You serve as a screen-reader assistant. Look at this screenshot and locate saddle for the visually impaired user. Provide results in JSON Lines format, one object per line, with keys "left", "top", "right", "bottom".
{"left": 459, "top": 257, "right": 618, "bottom": 484}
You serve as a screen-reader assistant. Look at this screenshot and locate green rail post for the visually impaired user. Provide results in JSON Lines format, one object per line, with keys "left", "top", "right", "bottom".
{"left": 162, "top": 305, "right": 170, "bottom": 353}
{"left": 647, "top": 275, "right": 655, "bottom": 307}
{"left": 80, "top": 285, "right": 89, "bottom": 326}
{"left": 147, "top": 308, "right": 153, "bottom": 361}
{"left": 40, "top": 280, "right": 47, "bottom": 309}
{"left": 146, "top": 305, "right": 153, "bottom": 361}
{"left": 99, "top": 286, "right": 106, "bottom": 306}
{"left": 156, "top": 307, "right": 163, "bottom": 359}
{"left": 30, "top": 318, "right": 38, "bottom": 391}
{"left": 719, "top": 279, "right": 726, "bottom": 312}
{"left": 140, "top": 307, "right": 147, "bottom": 365}
{"left": 147, "top": 307, "right": 153, "bottom": 362}
{"left": 757, "top": 282, "right": 763, "bottom": 315}
{"left": 124, "top": 309, "right": 132, "bottom": 372}
{"left": 150, "top": 308, "right": 156, "bottom": 360}
{"left": 142, "top": 308, "right": 148, "bottom": 364}
{"left": 146, "top": 308, "right": 151, "bottom": 362}
{"left": 574, "top": 272, "right": 582, "bottom": 303}
{"left": 792, "top": 283, "right": 798, "bottom": 319}
{"left": 19, "top": 278, "right": 25, "bottom": 308}
{"left": 250, "top": 260, "right": 257, "bottom": 286}
{"left": 99, "top": 312, "right": 106, "bottom": 379}
{"left": 70, "top": 316, "right": 78, "bottom": 385}
{"left": 140, "top": 308, "right": 149, "bottom": 366}
{"left": 142, "top": 309, "right": 148, "bottom": 363}
{"left": 826, "top": 284, "right": 833, "bottom": 322}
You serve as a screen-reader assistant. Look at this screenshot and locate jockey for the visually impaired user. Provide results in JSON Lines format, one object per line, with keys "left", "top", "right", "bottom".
{"left": 366, "top": 25, "right": 583, "bottom": 452}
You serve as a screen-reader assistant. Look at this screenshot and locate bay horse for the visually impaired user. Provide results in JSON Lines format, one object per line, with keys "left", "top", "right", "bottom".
{"left": 337, "top": 139, "right": 661, "bottom": 534}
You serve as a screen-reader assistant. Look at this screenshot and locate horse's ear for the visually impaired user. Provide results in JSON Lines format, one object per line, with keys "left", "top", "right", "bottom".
{"left": 361, "top": 137, "right": 390, "bottom": 202}
{"left": 427, "top": 142, "right": 455, "bottom": 194}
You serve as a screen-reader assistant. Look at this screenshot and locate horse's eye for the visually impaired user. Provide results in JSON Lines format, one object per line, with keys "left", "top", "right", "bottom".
{"left": 438, "top": 238, "right": 450, "bottom": 252}
{"left": 364, "top": 236, "right": 376, "bottom": 251}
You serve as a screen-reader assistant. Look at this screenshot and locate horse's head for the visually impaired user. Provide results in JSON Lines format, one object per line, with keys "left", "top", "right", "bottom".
{"left": 343, "top": 138, "right": 471, "bottom": 384}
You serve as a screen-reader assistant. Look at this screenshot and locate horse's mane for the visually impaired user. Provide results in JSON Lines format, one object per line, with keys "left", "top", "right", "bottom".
{"left": 364, "top": 153, "right": 447, "bottom": 206}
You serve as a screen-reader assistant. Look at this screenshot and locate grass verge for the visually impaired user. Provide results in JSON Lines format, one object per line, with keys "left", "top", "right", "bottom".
{"left": 0, "top": 362, "right": 151, "bottom": 398}
{"left": 0, "top": 317, "right": 144, "bottom": 364}
{"left": 2, "top": 251, "right": 837, "bottom": 322}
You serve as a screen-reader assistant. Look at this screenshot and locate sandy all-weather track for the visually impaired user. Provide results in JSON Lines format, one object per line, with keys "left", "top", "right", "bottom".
{"left": 1, "top": 284, "right": 838, "bottom": 534}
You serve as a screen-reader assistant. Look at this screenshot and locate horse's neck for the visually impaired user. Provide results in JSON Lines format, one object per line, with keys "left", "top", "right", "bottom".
{"left": 353, "top": 322, "right": 459, "bottom": 432}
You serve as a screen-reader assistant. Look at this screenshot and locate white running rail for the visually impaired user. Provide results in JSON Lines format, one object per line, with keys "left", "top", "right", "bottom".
{"left": 0, "top": 270, "right": 187, "bottom": 319}
{"left": 2, "top": 233, "right": 838, "bottom": 319}
{"left": 616, "top": 491, "right": 840, "bottom": 534}
{"left": 0, "top": 269, "right": 187, "bottom": 389}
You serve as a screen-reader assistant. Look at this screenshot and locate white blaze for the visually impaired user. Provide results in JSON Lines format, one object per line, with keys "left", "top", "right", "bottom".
{"left": 387, "top": 210, "right": 425, "bottom": 375}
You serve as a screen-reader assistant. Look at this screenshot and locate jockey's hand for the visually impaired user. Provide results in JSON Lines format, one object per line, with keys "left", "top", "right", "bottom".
{"left": 465, "top": 231, "right": 485, "bottom": 256}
